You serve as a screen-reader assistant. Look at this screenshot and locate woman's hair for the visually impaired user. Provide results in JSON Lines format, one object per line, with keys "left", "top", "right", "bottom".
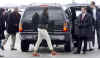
{"left": 42, "top": 8, "right": 48, "bottom": 16}
{"left": 34, "top": 12, "right": 38, "bottom": 16}
{"left": 91, "top": 1, "right": 95, "bottom": 5}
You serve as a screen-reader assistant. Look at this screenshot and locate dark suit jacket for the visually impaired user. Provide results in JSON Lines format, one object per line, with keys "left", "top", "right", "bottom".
{"left": 6, "top": 12, "right": 21, "bottom": 34}
{"left": 0, "top": 13, "right": 8, "bottom": 39}
{"left": 76, "top": 13, "right": 93, "bottom": 38}
{"left": 32, "top": 13, "right": 40, "bottom": 31}
{"left": 87, "top": 7, "right": 100, "bottom": 27}
{"left": 39, "top": 14, "right": 49, "bottom": 29}
{"left": 0, "top": 13, "right": 8, "bottom": 30}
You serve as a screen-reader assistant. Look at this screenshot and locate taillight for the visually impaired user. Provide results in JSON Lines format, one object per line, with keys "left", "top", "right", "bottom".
{"left": 63, "top": 21, "right": 68, "bottom": 32}
{"left": 19, "top": 24, "right": 23, "bottom": 32}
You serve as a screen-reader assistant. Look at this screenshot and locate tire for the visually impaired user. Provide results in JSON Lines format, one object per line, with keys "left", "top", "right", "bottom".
{"left": 64, "top": 32, "right": 72, "bottom": 52}
{"left": 64, "top": 41, "right": 71, "bottom": 52}
{"left": 21, "top": 40, "right": 30, "bottom": 52}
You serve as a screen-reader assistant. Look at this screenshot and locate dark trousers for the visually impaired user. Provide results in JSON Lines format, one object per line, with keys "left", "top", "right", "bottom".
{"left": 0, "top": 33, "right": 1, "bottom": 48}
{"left": 91, "top": 31, "right": 95, "bottom": 47}
{"left": 0, "top": 40, "right": 1, "bottom": 48}
{"left": 77, "top": 36, "right": 88, "bottom": 52}
{"left": 72, "top": 34, "right": 79, "bottom": 48}
{"left": 95, "top": 27, "right": 100, "bottom": 48}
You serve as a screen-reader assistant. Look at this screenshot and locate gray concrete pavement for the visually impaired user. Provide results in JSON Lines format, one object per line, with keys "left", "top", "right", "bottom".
{"left": 0, "top": 33, "right": 100, "bottom": 58}
{"left": 1, "top": 48, "right": 100, "bottom": 58}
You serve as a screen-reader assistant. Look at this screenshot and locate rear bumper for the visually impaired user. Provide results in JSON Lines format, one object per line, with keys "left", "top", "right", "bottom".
{"left": 20, "top": 32, "right": 67, "bottom": 35}
{"left": 19, "top": 32, "right": 71, "bottom": 42}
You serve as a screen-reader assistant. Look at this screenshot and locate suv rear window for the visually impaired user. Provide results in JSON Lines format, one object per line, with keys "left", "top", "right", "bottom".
{"left": 22, "top": 6, "right": 65, "bottom": 24}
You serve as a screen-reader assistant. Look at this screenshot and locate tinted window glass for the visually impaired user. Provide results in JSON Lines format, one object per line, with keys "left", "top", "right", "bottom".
{"left": 22, "top": 7, "right": 65, "bottom": 24}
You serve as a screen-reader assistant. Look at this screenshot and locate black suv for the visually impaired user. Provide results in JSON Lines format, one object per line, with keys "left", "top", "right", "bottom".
{"left": 19, "top": 4, "right": 72, "bottom": 52}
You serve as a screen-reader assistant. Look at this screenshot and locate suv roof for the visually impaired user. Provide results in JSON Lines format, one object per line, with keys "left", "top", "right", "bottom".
{"left": 27, "top": 3, "right": 62, "bottom": 8}
{"left": 64, "top": 3, "right": 89, "bottom": 9}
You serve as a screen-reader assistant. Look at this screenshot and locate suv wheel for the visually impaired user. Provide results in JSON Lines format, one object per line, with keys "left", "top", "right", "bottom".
{"left": 64, "top": 32, "right": 72, "bottom": 52}
{"left": 64, "top": 41, "right": 71, "bottom": 52}
{"left": 21, "top": 40, "right": 30, "bottom": 52}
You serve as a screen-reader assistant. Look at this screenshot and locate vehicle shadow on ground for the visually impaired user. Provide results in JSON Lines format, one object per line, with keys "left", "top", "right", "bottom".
{"left": 28, "top": 46, "right": 70, "bottom": 54}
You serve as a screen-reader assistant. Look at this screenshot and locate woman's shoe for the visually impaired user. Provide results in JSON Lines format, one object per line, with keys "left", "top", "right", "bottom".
{"left": 51, "top": 51, "right": 57, "bottom": 56}
{"left": 32, "top": 52, "right": 40, "bottom": 56}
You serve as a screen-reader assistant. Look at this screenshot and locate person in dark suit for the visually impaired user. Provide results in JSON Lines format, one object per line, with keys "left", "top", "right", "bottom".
{"left": 86, "top": 6, "right": 95, "bottom": 51}
{"left": 0, "top": 18, "right": 4, "bottom": 57}
{"left": 0, "top": 8, "right": 5, "bottom": 57}
{"left": 32, "top": 12, "right": 40, "bottom": 32}
{"left": 2, "top": 8, "right": 21, "bottom": 50}
{"left": 0, "top": 8, "right": 8, "bottom": 50}
{"left": 88, "top": 1, "right": 100, "bottom": 49}
{"left": 74, "top": 7, "right": 93, "bottom": 54}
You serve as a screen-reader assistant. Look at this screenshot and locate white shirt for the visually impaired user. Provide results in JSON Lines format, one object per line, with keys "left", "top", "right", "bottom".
{"left": 93, "top": 8, "right": 96, "bottom": 20}
{"left": 81, "top": 13, "right": 86, "bottom": 20}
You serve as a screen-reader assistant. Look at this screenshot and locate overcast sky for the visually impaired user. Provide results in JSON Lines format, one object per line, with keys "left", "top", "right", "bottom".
{"left": 0, "top": 0, "right": 99, "bottom": 7}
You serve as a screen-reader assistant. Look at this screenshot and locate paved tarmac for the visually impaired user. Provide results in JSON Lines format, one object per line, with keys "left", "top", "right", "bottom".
{"left": 0, "top": 33, "right": 100, "bottom": 58}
